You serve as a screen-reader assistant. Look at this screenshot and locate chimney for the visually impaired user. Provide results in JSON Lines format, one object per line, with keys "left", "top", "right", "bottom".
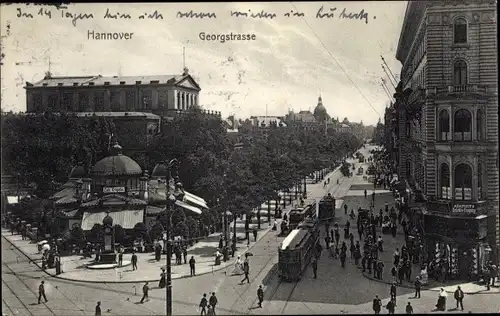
{"left": 57, "top": 83, "right": 63, "bottom": 86}
{"left": 139, "top": 171, "right": 149, "bottom": 201}
{"left": 104, "top": 82, "right": 110, "bottom": 85}
{"left": 73, "top": 83, "right": 79, "bottom": 86}
{"left": 136, "top": 81, "right": 141, "bottom": 85}
{"left": 119, "top": 81, "right": 126, "bottom": 85}
{"left": 89, "top": 82, "right": 95, "bottom": 86}
{"left": 42, "top": 83, "right": 48, "bottom": 86}
{"left": 82, "top": 178, "right": 92, "bottom": 201}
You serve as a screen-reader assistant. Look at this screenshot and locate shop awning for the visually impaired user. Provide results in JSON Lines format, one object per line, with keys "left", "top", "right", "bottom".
{"left": 175, "top": 200, "right": 202, "bottom": 215}
{"left": 146, "top": 205, "right": 164, "bottom": 216}
{"left": 81, "top": 209, "right": 144, "bottom": 230}
{"left": 183, "top": 191, "right": 209, "bottom": 209}
{"left": 6, "top": 196, "right": 19, "bottom": 204}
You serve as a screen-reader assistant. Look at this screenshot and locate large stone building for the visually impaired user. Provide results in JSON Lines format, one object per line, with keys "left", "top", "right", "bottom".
{"left": 395, "top": 0, "right": 498, "bottom": 278}
{"left": 24, "top": 68, "right": 206, "bottom": 117}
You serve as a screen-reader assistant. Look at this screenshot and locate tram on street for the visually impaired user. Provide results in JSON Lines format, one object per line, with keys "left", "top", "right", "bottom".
{"left": 288, "top": 203, "right": 316, "bottom": 230}
{"left": 278, "top": 219, "right": 319, "bottom": 282}
{"left": 317, "top": 193, "right": 336, "bottom": 222}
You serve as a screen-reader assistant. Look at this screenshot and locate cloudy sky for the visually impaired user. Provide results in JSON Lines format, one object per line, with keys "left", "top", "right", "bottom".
{"left": 1, "top": 2, "right": 406, "bottom": 125}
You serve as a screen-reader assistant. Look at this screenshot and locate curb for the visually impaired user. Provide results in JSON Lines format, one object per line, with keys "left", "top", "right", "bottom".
{"left": 361, "top": 271, "right": 499, "bottom": 295}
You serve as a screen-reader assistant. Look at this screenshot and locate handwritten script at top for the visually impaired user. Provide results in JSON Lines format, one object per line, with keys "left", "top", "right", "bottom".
{"left": 14, "top": 5, "right": 375, "bottom": 27}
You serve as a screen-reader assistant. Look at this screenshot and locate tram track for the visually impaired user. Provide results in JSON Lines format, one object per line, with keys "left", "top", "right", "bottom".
{"left": 266, "top": 173, "right": 353, "bottom": 314}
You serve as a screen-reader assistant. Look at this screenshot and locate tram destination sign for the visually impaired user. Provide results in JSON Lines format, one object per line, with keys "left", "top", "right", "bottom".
{"left": 103, "top": 186, "right": 126, "bottom": 194}
{"left": 452, "top": 204, "right": 475, "bottom": 215}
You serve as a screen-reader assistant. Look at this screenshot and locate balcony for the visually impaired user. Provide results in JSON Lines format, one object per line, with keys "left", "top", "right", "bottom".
{"left": 426, "top": 199, "right": 488, "bottom": 217}
{"left": 408, "top": 88, "right": 426, "bottom": 104}
{"left": 428, "top": 85, "right": 489, "bottom": 100}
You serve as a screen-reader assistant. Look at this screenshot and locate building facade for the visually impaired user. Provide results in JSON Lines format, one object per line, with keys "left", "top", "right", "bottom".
{"left": 396, "top": 0, "right": 498, "bottom": 278}
{"left": 24, "top": 68, "right": 221, "bottom": 118}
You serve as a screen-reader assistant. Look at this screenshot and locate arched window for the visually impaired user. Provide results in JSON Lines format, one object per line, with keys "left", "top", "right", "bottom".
{"left": 454, "top": 109, "right": 472, "bottom": 141}
{"left": 440, "top": 163, "right": 451, "bottom": 199}
{"left": 477, "top": 162, "right": 484, "bottom": 200}
{"left": 453, "top": 60, "right": 468, "bottom": 85}
{"left": 476, "top": 109, "right": 484, "bottom": 140}
{"left": 454, "top": 18, "right": 467, "bottom": 43}
{"left": 438, "top": 109, "right": 450, "bottom": 141}
{"left": 454, "top": 163, "right": 472, "bottom": 200}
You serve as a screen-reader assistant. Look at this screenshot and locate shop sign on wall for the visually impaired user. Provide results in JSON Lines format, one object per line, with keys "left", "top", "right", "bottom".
{"left": 452, "top": 204, "right": 476, "bottom": 215}
{"left": 103, "top": 186, "right": 126, "bottom": 194}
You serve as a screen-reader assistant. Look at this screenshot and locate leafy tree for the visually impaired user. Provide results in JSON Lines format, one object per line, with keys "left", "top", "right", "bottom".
{"left": 87, "top": 223, "right": 103, "bottom": 244}
{"left": 150, "top": 222, "right": 164, "bottom": 241}
{"left": 70, "top": 225, "right": 85, "bottom": 246}
{"left": 173, "top": 221, "right": 189, "bottom": 239}
{"left": 49, "top": 219, "right": 61, "bottom": 239}
{"left": 133, "top": 222, "right": 148, "bottom": 240}
{"left": 113, "top": 224, "right": 125, "bottom": 244}
{"left": 185, "top": 216, "right": 198, "bottom": 239}
{"left": 171, "top": 208, "right": 186, "bottom": 227}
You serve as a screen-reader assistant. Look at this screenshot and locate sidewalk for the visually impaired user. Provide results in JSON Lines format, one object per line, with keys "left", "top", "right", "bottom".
{"left": 2, "top": 167, "right": 338, "bottom": 284}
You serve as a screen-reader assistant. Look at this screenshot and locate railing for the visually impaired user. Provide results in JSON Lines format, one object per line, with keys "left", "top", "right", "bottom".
{"left": 429, "top": 85, "right": 488, "bottom": 96}
{"left": 453, "top": 132, "right": 472, "bottom": 141}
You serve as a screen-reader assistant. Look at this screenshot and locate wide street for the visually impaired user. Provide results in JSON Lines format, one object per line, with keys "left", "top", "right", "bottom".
{"left": 2, "top": 145, "right": 499, "bottom": 315}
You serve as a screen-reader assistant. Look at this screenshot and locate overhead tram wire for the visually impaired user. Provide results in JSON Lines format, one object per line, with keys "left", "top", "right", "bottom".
{"left": 290, "top": 2, "right": 381, "bottom": 120}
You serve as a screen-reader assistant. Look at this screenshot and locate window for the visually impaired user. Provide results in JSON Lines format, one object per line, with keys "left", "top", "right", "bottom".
{"left": 454, "top": 109, "right": 472, "bottom": 141}
{"left": 440, "top": 163, "right": 451, "bottom": 199}
{"left": 453, "top": 60, "right": 468, "bottom": 86}
{"left": 454, "top": 163, "right": 472, "bottom": 200}
{"left": 125, "top": 90, "right": 136, "bottom": 110}
{"left": 32, "top": 93, "right": 42, "bottom": 112}
{"left": 94, "top": 91, "right": 105, "bottom": 112}
{"left": 476, "top": 109, "right": 484, "bottom": 140}
{"left": 62, "top": 92, "right": 72, "bottom": 111}
{"left": 158, "top": 90, "right": 168, "bottom": 108}
{"left": 438, "top": 109, "right": 450, "bottom": 141}
{"left": 47, "top": 94, "right": 59, "bottom": 111}
{"left": 477, "top": 162, "right": 484, "bottom": 200}
{"left": 78, "top": 92, "right": 89, "bottom": 111}
{"left": 110, "top": 91, "right": 120, "bottom": 111}
{"left": 454, "top": 18, "right": 467, "bottom": 43}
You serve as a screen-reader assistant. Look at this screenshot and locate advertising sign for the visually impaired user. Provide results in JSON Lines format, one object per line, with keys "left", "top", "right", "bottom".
{"left": 452, "top": 204, "right": 476, "bottom": 215}
{"left": 103, "top": 186, "right": 126, "bottom": 194}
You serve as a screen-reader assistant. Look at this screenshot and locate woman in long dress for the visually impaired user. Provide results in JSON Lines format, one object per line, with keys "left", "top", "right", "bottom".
{"left": 436, "top": 288, "right": 447, "bottom": 310}
{"left": 232, "top": 256, "right": 244, "bottom": 275}
{"left": 159, "top": 268, "right": 166, "bottom": 288}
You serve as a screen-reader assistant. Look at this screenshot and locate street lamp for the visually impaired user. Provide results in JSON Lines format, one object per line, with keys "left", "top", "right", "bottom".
{"left": 162, "top": 158, "right": 180, "bottom": 316}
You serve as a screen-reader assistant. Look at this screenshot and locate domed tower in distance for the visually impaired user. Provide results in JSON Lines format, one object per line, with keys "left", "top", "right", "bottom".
{"left": 313, "top": 94, "right": 330, "bottom": 123}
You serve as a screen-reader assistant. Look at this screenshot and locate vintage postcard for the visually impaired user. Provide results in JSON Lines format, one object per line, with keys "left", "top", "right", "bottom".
{"left": 1, "top": 1, "right": 498, "bottom": 315}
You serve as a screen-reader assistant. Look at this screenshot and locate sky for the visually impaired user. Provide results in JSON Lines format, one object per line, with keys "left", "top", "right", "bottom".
{"left": 0, "top": 2, "right": 407, "bottom": 125}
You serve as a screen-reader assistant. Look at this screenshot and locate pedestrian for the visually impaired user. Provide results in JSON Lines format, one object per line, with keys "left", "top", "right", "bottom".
{"left": 386, "top": 299, "right": 395, "bottom": 314}
{"left": 414, "top": 277, "right": 421, "bottom": 298}
{"left": 219, "top": 236, "right": 223, "bottom": 249}
{"left": 362, "top": 255, "right": 367, "bottom": 272}
{"left": 390, "top": 283, "right": 397, "bottom": 305}
{"left": 377, "top": 261, "right": 385, "bottom": 280}
{"left": 394, "top": 248, "right": 400, "bottom": 266}
{"left": 391, "top": 266, "right": 398, "bottom": 283}
{"left": 406, "top": 260, "right": 412, "bottom": 281}
{"left": 253, "top": 228, "right": 258, "bottom": 242}
{"left": 199, "top": 293, "right": 208, "bottom": 316}
{"left": 159, "top": 268, "right": 166, "bottom": 288}
{"left": 454, "top": 286, "right": 464, "bottom": 311}
{"left": 118, "top": 250, "right": 123, "bottom": 267}
{"left": 377, "top": 236, "right": 384, "bottom": 252}
{"left": 335, "top": 229, "right": 340, "bottom": 248}
{"left": 131, "top": 252, "right": 138, "bottom": 270}
{"left": 38, "top": 281, "right": 48, "bottom": 304}
{"left": 406, "top": 302, "right": 413, "bottom": 314}
{"left": 241, "top": 264, "right": 250, "bottom": 284}
{"left": 372, "top": 191, "right": 375, "bottom": 203}
{"left": 350, "top": 242, "right": 356, "bottom": 259}
{"left": 209, "top": 292, "right": 218, "bottom": 315}
{"left": 330, "top": 229, "right": 334, "bottom": 241}
{"left": 324, "top": 235, "right": 331, "bottom": 249}
{"left": 140, "top": 282, "right": 150, "bottom": 303}
{"left": 189, "top": 256, "right": 196, "bottom": 276}
{"left": 95, "top": 301, "right": 102, "bottom": 316}
{"left": 257, "top": 285, "right": 264, "bottom": 307}
{"left": 364, "top": 190, "right": 367, "bottom": 199}
{"left": 398, "top": 265, "right": 405, "bottom": 285}
{"left": 183, "top": 247, "right": 188, "bottom": 264}
{"left": 312, "top": 257, "right": 318, "bottom": 278}
{"left": 344, "top": 204, "right": 348, "bottom": 215}
{"left": 340, "top": 251, "right": 346, "bottom": 268}
{"left": 372, "top": 295, "right": 382, "bottom": 314}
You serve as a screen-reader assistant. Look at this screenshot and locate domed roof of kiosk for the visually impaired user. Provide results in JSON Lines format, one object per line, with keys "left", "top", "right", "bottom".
{"left": 91, "top": 143, "right": 142, "bottom": 177}
{"left": 68, "top": 162, "right": 86, "bottom": 178}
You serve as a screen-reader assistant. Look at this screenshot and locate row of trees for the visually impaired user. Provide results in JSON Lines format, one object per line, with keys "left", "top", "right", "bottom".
{"left": 2, "top": 110, "right": 362, "bottom": 238}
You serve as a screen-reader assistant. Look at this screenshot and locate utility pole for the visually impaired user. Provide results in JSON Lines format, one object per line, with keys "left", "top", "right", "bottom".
{"left": 164, "top": 159, "right": 179, "bottom": 316}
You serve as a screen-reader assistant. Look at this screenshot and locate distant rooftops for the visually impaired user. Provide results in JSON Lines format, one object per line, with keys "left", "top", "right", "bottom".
{"left": 25, "top": 74, "right": 200, "bottom": 90}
